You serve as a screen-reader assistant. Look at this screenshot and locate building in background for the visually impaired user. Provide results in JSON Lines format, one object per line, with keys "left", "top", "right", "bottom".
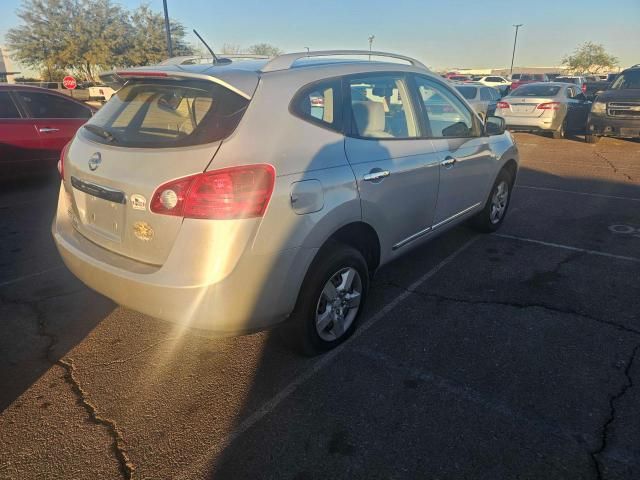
{"left": 0, "top": 46, "right": 20, "bottom": 83}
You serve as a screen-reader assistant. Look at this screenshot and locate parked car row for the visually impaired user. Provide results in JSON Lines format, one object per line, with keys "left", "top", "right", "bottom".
{"left": 493, "top": 64, "right": 640, "bottom": 142}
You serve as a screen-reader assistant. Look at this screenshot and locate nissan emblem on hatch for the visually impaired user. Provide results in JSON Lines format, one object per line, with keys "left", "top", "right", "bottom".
{"left": 88, "top": 152, "right": 102, "bottom": 171}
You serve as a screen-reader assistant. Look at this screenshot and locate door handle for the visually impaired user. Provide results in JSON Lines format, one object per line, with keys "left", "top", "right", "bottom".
{"left": 38, "top": 127, "right": 60, "bottom": 133}
{"left": 363, "top": 170, "right": 390, "bottom": 182}
{"left": 441, "top": 156, "right": 457, "bottom": 168}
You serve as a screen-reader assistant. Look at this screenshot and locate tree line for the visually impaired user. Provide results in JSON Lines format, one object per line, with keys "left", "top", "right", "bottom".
{"left": 6, "top": 0, "right": 193, "bottom": 81}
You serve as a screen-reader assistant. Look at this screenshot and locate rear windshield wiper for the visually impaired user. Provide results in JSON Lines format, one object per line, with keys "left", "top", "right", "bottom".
{"left": 84, "top": 124, "right": 119, "bottom": 143}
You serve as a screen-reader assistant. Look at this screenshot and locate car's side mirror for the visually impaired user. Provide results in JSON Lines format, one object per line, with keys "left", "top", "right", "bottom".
{"left": 485, "top": 116, "right": 506, "bottom": 136}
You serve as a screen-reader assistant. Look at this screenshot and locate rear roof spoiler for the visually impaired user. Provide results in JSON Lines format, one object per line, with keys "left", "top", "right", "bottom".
{"left": 98, "top": 68, "right": 256, "bottom": 99}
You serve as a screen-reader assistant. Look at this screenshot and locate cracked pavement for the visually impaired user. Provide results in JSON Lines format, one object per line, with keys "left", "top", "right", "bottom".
{"left": 1, "top": 134, "right": 640, "bottom": 479}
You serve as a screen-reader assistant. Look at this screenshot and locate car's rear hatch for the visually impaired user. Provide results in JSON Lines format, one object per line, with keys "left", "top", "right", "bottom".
{"left": 63, "top": 70, "right": 256, "bottom": 266}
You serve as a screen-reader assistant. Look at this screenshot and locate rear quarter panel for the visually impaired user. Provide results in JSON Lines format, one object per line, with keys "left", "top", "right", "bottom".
{"left": 208, "top": 70, "right": 362, "bottom": 257}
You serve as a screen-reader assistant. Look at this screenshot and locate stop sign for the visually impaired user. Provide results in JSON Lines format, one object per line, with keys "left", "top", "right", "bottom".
{"left": 62, "top": 76, "right": 77, "bottom": 90}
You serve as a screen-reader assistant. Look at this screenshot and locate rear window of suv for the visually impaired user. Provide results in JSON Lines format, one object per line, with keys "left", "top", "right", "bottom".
{"left": 83, "top": 79, "right": 249, "bottom": 148}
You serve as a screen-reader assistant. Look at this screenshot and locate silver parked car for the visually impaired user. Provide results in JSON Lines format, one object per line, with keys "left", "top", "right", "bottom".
{"left": 52, "top": 50, "right": 519, "bottom": 355}
{"left": 495, "top": 82, "right": 591, "bottom": 138}
{"left": 454, "top": 84, "right": 501, "bottom": 121}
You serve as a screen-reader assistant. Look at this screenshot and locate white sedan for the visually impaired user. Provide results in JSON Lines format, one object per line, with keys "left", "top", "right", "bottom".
{"left": 477, "top": 76, "right": 511, "bottom": 88}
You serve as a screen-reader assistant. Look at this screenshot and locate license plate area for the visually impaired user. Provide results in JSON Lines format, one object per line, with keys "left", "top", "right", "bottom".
{"left": 512, "top": 104, "right": 535, "bottom": 113}
{"left": 620, "top": 128, "right": 639, "bottom": 137}
{"left": 71, "top": 177, "right": 125, "bottom": 243}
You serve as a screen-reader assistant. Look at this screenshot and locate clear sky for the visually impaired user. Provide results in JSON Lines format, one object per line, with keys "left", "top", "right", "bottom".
{"left": 1, "top": 0, "right": 638, "bottom": 72}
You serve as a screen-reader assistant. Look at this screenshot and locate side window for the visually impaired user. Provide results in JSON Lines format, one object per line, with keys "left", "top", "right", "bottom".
{"left": 414, "top": 76, "right": 477, "bottom": 138}
{"left": 0, "top": 92, "right": 21, "bottom": 119}
{"left": 348, "top": 75, "right": 418, "bottom": 139}
{"left": 480, "top": 88, "right": 493, "bottom": 101}
{"left": 292, "top": 79, "right": 341, "bottom": 131}
{"left": 566, "top": 87, "right": 576, "bottom": 98}
{"left": 16, "top": 91, "right": 92, "bottom": 119}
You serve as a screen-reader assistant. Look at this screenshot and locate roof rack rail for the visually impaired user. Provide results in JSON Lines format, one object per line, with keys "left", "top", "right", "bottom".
{"left": 261, "top": 50, "right": 428, "bottom": 73}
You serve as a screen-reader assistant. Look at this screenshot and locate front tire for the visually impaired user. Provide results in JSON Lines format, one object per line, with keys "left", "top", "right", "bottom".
{"left": 470, "top": 168, "right": 513, "bottom": 233}
{"left": 280, "top": 241, "right": 369, "bottom": 356}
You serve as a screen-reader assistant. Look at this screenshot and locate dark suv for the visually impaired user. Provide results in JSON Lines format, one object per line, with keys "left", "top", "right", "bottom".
{"left": 586, "top": 65, "right": 640, "bottom": 143}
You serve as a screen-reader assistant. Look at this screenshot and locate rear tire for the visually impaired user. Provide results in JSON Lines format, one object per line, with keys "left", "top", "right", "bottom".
{"left": 551, "top": 119, "right": 567, "bottom": 139}
{"left": 470, "top": 168, "right": 513, "bottom": 233}
{"left": 279, "top": 241, "right": 369, "bottom": 356}
{"left": 585, "top": 134, "right": 601, "bottom": 144}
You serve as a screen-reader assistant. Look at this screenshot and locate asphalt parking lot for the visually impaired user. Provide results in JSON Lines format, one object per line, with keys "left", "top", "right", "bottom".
{"left": 1, "top": 133, "right": 639, "bottom": 480}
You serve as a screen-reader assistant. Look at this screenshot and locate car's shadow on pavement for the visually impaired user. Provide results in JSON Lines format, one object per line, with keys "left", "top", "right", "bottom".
{"left": 0, "top": 173, "right": 116, "bottom": 412}
{"left": 204, "top": 163, "right": 640, "bottom": 479}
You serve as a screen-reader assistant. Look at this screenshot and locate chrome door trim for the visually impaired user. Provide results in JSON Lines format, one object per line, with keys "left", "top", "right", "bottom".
{"left": 432, "top": 202, "right": 481, "bottom": 230}
{"left": 392, "top": 225, "right": 432, "bottom": 250}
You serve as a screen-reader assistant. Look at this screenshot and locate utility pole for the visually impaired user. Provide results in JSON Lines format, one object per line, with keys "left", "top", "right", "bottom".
{"left": 163, "top": 0, "right": 174, "bottom": 57}
{"left": 368, "top": 35, "right": 375, "bottom": 60}
{"left": 509, "top": 24, "right": 523, "bottom": 77}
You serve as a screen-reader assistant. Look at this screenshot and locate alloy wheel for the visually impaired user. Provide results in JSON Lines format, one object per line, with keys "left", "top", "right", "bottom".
{"left": 315, "top": 267, "right": 363, "bottom": 341}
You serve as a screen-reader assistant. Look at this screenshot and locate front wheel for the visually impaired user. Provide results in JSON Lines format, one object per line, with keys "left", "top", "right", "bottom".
{"left": 469, "top": 169, "right": 513, "bottom": 233}
{"left": 280, "top": 241, "right": 369, "bottom": 356}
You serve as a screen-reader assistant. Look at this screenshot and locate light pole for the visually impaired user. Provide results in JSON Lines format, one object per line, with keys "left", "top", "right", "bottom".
{"left": 368, "top": 35, "right": 375, "bottom": 60}
{"left": 163, "top": 0, "right": 174, "bottom": 57}
{"left": 509, "top": 24, "right": 523, "bottom": 78}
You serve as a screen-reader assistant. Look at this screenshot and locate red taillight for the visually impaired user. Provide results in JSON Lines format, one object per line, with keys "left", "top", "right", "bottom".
{"left": 497, "top": 101, "right": 510, "bottom": 109}
{"left": 58, "top": 142, "right": 70, "bottom": 180}
{"left": 537, "top": 102, "right": 560, "bottom": 110}
{"left": 151, "top": 164, "right": 276, "bottom": 220}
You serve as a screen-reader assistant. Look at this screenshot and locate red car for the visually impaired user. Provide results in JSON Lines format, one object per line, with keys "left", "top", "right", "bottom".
{"left": 509, "top": 73, "right": 550, "bottom": 92}
{"left": 0, "top": 85, "right": 96, "bottom": 177}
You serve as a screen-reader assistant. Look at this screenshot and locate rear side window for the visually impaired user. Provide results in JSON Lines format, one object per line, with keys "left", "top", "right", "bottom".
{"left": 480, "top": 88, "right": 493, "bottom": 101}
{"left": 17, "top": 91, "right": 91, "bottom": 119}
{"left": 0, "top": 92, "right": 20, "bottom": 118}
{"left": 455, "top": 86, "right": 477, "bottom": 100}
{"left": 291, "top": 78, "right": 342, "bottom": 132}
{"left": 84, "top": 79, "right": 249, "bottom": 148}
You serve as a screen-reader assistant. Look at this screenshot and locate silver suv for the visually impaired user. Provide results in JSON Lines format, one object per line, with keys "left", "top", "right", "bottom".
{"left": 53, "top": 50, "right": 519, "bottom": 355}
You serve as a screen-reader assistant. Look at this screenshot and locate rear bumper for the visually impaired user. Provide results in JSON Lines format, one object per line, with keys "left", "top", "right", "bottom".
{"left": 497, "top": 112, "right": 560, "bottom": 132}
{"left": 52, "top": 190, "right": 317, "bottom": 334}
{"left": 588, "top": 114, "right": 640, "bottom": 138}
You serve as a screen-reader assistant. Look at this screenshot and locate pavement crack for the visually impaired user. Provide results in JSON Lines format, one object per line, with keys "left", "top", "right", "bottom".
{"left": 58, "top": 357, "right": 136, "bottom": 480}
{"left": 382, "top": 281, "right": 640, "bottom": 337}
{"left": 1, "top": 289, "right": 135, "bottom": 478}
{"left": 589, "top": 343, "right": 640, "bottom": 480}
{"left": 594, "top": 150, "right": 634, "bottom": 182}
{"left": 0, "top": 288, "right": 83, "bottom": 364}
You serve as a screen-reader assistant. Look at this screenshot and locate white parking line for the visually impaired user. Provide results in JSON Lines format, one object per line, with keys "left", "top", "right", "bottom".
{"left": 516, "top": 185, "right": 640, "bottom": 203}
{"left": 494, "top": 233, "right": 640, "bottom": 263}
{"left": 177, "top": 236, "right": 479, "bottom": 479}
{"left": 0, "top": 265, "right": 64, "bottom": 288}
